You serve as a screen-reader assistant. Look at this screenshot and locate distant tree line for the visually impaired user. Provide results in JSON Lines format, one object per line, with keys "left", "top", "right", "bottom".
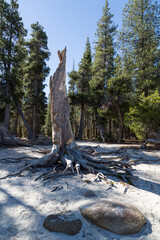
{"left": 0, "top": 0, "right": 160, "bottom": 143}
{"left": 68, "top": 0, "right": 160, "bottom": 142}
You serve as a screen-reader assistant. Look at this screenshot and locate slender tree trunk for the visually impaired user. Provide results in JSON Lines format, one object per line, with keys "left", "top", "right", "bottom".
{"left": 117, "top": 103, "right": 123, "bottom": 144}
{"left": 108, "top": 118, "right": 112, "bottom": 141}
{"left": 4, "top": 103, "right": 10, "bottom": 129}
{"left": 6, "top": 76, "right": 33, "bottom": 139}
{"left": 17, "top": 102, "right": 33, "bottom": 139}
{"left": 99, "top": 125, "right": 106, "bottom": 143}
{"left": 77, "top": 102, "right": 85, "bottom": 140}
{"left": 18, "top": 116, "right": 22, "bottom": 138}
{"left": 86, "top": 111, "right": 90, "bottom": 139}
{"left": 32, "top": 105, "right": 36, "bottom": 137}
{"left": 97, "top": 114, "right": 106, "bottom": 143}
{"left": 32, "top": 78, "right": 38, "bottom": 137}
{"left": 13, "top": 111, "right": 18, "bottom": 136}
{"left": 4, "top": 82, "right": 10, "bottom": 129}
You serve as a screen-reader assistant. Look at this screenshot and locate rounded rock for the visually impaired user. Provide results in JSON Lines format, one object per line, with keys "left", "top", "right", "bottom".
{"left": 80, "top": 200, "right": 146, "bottom": 235}
{"left": 43, "top": 212, "right": 82, "bottom": 235}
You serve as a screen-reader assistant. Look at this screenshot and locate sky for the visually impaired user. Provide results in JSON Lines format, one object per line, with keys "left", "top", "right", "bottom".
{"left": 18, "top": 0, "right": 129, "bottom": 96}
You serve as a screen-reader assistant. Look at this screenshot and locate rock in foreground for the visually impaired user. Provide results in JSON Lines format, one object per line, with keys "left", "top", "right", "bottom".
{"left": 83, "top": 190, "right": 97, "bottom": 198}
{"left": 43, "top": 212, "right": 82, "bottom": 235}
{"left": 81, "top": 200, "right": 146, "bottom": 235}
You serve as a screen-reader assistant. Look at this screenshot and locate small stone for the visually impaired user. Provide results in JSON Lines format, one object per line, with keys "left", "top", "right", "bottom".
{"left": 43, "top": 212, "right": 82, "bottom": 235}
{"left": 80, "top": 200, "right": 146, "bottom": 235}
{"left": 83, "top": 190, "right": 97, "bottom": 198}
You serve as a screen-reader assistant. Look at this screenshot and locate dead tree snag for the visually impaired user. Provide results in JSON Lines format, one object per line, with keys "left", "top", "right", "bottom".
{"left": 1, "top": 48, "right": 133, "bottom": 183}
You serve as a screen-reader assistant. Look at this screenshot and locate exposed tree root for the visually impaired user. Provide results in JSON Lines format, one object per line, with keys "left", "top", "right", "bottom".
{"left": 0, "top": 144, "right": 134, "bottom": 184}
{"left": 0, "top": 157, "right": 38, "bottom": 163}
{"left": 129, "top": 159, "right": 160, "bottom": 165}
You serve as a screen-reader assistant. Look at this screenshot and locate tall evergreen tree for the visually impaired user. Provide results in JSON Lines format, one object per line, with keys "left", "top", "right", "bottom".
{"left": 0, "top": 0, "right": 27, "bottom": 129}
{"left": 120, "top": 0, "right": 160, "bottom": 96}
{"left": 90, "top": 0, "right": 117, "bottom": 142}
{"left": 24, "top": 22, "right": 50, "bottom": 137}
{"left": 121, "top": 0, "right": 160, "bottom": 140}
{"left": 76, "top": 37, "right": 92, "bottom": 140}
{"left": 107, "top": 55, "right": 132, "bottom": 142}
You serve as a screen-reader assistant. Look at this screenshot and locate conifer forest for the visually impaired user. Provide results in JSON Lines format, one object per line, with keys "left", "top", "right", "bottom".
{"left": 0, "top": 0, "right": 160, "bottom": 144}
{"left": 0, "top": 1, "right": 160, "bottom": 239}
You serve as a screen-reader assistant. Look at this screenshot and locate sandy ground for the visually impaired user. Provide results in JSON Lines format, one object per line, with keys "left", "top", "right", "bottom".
{"left": 0, "top": 141, "right": 160, "bottom": 240}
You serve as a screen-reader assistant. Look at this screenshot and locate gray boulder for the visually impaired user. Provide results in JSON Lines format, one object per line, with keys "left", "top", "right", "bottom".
{"left": 43, "top": 212, "right": 82, "bottom": 235}
{"left": 80, "top": 200, "right": 146, "bottom": 235}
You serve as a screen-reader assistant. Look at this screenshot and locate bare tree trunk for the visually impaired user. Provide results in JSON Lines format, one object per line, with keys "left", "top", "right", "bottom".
{"left": 50, "top": 47, "right": 74, "bottom": 150}
{"left": 4, "top": 72, "right": 33, "bottom": 139}
{"left": 97, "top": 114, "right": 106, "bottom": 143}
{"left": 17, "top": 102, "right": 33, "bottom": 139}
{"left": 4, "top": 103, "right": 10, "bottom": 129}
{"left": 77, "top": 102, "right": 85, "bottom": 140}
{"left": 99, "top": 125, "right": 106, "bottom": 143}
{"left": 32, "top": 105, "right": 36, "bottom": 137}
{"left": 4, "top": 82, "right": 10, "bottom": 129}
{"left": 32, "top": 78, "right": 38, "bottom": 137}
{"left": 13, "top": 111, "right": 18, "bottom": 136}
{"left": 117, "top": 103, "right": 123, "bottom": 144}
{"left": 108, "top": 118, "right": 112, "bottom": 141}
{"left": 18, "top": 115, "right": 22, "bottom": 138}
{"left": 86, "top": 111, "right": 90, "bottom": 139}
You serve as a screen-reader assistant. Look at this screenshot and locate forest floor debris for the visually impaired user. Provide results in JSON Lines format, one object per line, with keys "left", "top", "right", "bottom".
{"left": 0, "top": 141, "right": 160, "bottom": 240}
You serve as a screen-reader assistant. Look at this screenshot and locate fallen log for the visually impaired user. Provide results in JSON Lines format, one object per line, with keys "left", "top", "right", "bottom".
{"left": 0, "top": 126, "right": 29, "bottom": 146}
{"left": 141, "top": 138, "right": 160, "bottom": 148}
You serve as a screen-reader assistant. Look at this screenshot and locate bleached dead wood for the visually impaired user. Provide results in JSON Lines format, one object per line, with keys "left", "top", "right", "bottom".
{"left": 141, "top": 138, "right": 160, "bottom": 148}
{"left": 0, "top": 48, "right": 134, "bottom": 184}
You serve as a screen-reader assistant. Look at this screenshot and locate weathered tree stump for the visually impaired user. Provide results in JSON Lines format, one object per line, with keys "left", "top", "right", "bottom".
{"left": 0, "top": 48, "right": 133, "bottom": 182}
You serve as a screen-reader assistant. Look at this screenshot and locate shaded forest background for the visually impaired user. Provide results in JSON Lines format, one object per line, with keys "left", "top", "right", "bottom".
{"left": 0, "top": 0, "right": 160, "bottom": 143}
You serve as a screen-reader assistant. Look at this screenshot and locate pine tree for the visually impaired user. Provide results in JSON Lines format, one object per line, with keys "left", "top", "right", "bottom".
{"left": 120, "top": 0, "right": 160, "bottom": 96}
{"left": 107, "top": 55, "right": 132, "bottom": 142}
{"left": 76, "top": 37, "right": 92, "bottom": 140}
{"left": 121, "top": 0, "right": 160, "bottom": 140}
{"left": 0, "top": 0, "right": 27, "bottom": 130}
{"left": 24, "top": 22, "right": 50, "bottom": 137}
{"left": 90, "top": 0, "right": 117, "bottom": 142}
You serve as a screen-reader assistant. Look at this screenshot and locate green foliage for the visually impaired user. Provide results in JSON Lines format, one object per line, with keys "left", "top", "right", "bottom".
{"left": 24, "top": 22, "right": 50, "bottom": 134}
{"left": 108, "top": 75, "right": 131, "bottom": 101}
{"left": 107, "top": 55, "right": 132, "bottom": 103}
{"left": 77, "top": 37, "right": 92, "bottom": 100}
{"left": 125, "top": 90, "right": 160, "bottom": 140}
{"left": 91, "top": 0, "right": 117, "bottom": 99}
{"left": 68, "top": 37, "right": 92, "bottom": 103}
{"left": 68, "top": 70, "right": 79, "bottom": 99}
{"left": 43, "top": 95, "right": 52, "bottom": 136}
{"left": 120, "top": 0, "right": 160, "bottom": 96}
{"left": 90, "top": 0, "right": 117, "bottom": 141}
{"left": 68, "top": 38, "right": 92, "bottom": 138}
{"left": 0, "top": 0, "right": 27, "bottom": 100}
